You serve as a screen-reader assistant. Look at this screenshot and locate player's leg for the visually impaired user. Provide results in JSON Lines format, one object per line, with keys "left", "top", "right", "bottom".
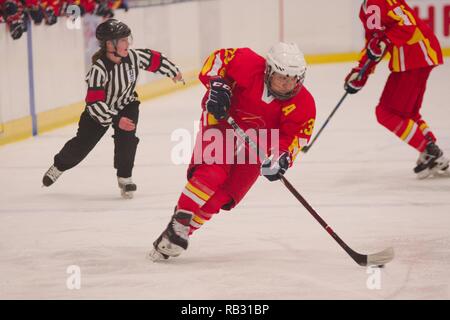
{"left": 113, "top": 101, "right": 140, "bottom": 198}
{"left": 191, "top": 163, "right": 260, "bottom": 233}
{"left": 375, "top": 68, "right": 448, "bottom": 177}
{"left": 409, "top": 69, "right": 449, "bottom": 177}
{"left": 151, "top": 115, "right": 239, "bottom": 260}
{"left": 151, "top": 164, "right": 229, "bottom": 260}
{"left": 375, "top": 70, "right": 430, "bottom": 151}
{"left": 43, "top": 111, "right": 108, "bottom": 186}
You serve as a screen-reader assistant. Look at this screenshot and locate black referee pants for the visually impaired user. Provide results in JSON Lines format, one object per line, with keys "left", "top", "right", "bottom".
{"left": 54, "top": 101, "right": 140, "bottom": 178}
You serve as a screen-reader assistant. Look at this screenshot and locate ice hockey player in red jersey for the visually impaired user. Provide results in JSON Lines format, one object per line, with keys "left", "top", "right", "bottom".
{"left": 149, "top": 42, "right": 316, "bottom": 261}
{"left": 345, "top": 0, "right": 449, "bottom": 178}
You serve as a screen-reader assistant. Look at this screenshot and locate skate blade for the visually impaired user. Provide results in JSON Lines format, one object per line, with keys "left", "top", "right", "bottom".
{"left": 121, "top": 190, "right": 134, "bottom": 199}
{"left": 431, "top": 167, "right": 450, "bottom": 178}
{"left": 416, "top": 168, "right": 432, "bottom": 179}
{"left": 148, "top": 249, "right": 169, "bottom": 262}
{"left": 417, "top": 167, "right": 450, "bottom": 179}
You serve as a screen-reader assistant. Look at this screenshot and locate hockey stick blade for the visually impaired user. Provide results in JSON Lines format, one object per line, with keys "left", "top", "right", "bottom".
{"left": 351, "top": 246, "right": 394, "bottom": 267}
{"left": 366, "top": 246, "right": 395, "bottom": 266}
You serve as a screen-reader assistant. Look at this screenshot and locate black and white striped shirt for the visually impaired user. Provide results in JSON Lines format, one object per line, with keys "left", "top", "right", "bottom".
{"left": 85, "top": 48, "right": 180, "bottom": 126}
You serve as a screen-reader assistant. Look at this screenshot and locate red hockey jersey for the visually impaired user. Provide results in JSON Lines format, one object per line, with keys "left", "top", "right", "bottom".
{"left": 199, "top": 48, "right": 316, "bottom": 162}
{"left": 359, "top": 0, "right": 443, "bottom": 72}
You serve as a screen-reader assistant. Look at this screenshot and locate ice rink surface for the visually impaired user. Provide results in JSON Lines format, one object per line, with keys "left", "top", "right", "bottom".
{"left": 1, "top": 61, "right": 449, "bottom": 299}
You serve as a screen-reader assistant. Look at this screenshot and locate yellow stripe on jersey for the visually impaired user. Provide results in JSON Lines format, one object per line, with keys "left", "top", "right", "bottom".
{"left": 387, "top": 0, "right": 400, "bottom": 6}
{"left": 288, "top": 137, "right": 300, "bottom": 162}
{"left": 192, "top": 215, "right": 205, "bottom": 225}
{"left": 207, "top": 113, "right": 219, "bottom": 126}
{"left": 400, "top": 120, "right": 415, "bottom": 140}
{"left": 403, "top": 6, "right": 417, "bottom": 25}
{"left": 388, "top": 10, "right": 402, "bottom": 24}
{"left": 217, "top": 49, "right": 237, "bottom": 78}
{"left": 419, "top": 122, "right": 429, "bottom": 131}
{"left": 201, "top": 52, "right": 217, "bottom": 76}
{"left": 223, "top": 49, "right": 237, "bottom": 65}
{"left": 423, "top": 39, "right": 439, "bottom": 65}
{"left": 185, "top": 182, "right": 211, "bottom": 202}
{"left": 407, "top": 28, "right": 425, "bottom": 45}
{"left": 392, "top": 46, "right": 400, "bottom": 72}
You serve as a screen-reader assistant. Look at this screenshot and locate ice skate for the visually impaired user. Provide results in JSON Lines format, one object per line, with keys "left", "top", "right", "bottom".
{"left": 149, "top": 210, "right": 192, "bottom": 262}
{"left": 118, "top": 177, "right": 137, "bottom": 199}
{"left": 414, "top": 142, "right": 449, "bottom": 179}
{"left": 42, "top": 165, "right": 63, "bottom": 187}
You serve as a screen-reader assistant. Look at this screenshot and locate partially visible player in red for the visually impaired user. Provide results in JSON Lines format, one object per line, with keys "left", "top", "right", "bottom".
{"left": 345, "top": 0, "right": 448, "bottom": 178}
{"left": 149, "top": 42, "right": 316, "bottom": 261}
{"left": 0, "top": 0, "right": 26, "bottom": 39}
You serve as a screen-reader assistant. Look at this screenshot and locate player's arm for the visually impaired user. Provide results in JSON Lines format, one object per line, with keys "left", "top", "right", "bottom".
{"left": 199, "top": 48, "right": 241, "bottom": 120}
{"left": 345, "top": 0, "right": 395, "bottom": 94}
{"left": 134, "top": 49, "right": 183, "bottom": 82}
{"left": 345, "top": 1, "right": 391, "bottom": 94}
{"left": 84, "top": 63, "right": 115, "bottom": 127}
{"left": 362, "top": 0, "right": 419, "bottom": 56}
{"left": 344, "top": 35, "right": 388, "bottom": 95}
{"left": 198, "top": 48, "right": 241, "bottom": 85}
{"left": 262, "top": 94, "right": 316, "bottom": 182}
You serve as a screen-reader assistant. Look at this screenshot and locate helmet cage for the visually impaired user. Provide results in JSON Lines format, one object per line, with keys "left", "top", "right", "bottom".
{"left": 264, "top": 42, "right": 307, "bottom": 100}
{"left": 264, "top": 65, "right": 305, "bottom": 100}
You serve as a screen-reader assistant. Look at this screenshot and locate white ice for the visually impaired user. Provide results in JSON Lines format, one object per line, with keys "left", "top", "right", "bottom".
{"left": 1, "top": 61, "right": 449, "bottom": 299}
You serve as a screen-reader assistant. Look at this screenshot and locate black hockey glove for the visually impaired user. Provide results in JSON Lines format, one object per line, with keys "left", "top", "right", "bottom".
{"left": 206, "top": 78, "right": 232, "bottom": 120}
{"left": 10, "top": 20, "right": 25, "bottom": 40}
{"left": 261, "top": 152, "right": 291, "bottom": 182}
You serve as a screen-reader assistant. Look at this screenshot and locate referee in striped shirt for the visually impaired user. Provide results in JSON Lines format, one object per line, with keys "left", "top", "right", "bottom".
{"left": 42, "top": 19, "right": 183, "bottom": 198}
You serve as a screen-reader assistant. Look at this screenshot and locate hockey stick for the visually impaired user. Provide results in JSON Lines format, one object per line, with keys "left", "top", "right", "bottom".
{"left": 302, "top": 59, "right": 372, "bottom": 153}
{"left": 227, "top": 116, "right": 394, "bottom": 267}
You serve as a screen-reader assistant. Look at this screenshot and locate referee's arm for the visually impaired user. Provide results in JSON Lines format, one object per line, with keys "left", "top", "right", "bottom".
{"left": 85, "top": 64, "right": 115, "bottom": 126}
{"left": 135, "top": 49, "right": 183, "bottom": 83}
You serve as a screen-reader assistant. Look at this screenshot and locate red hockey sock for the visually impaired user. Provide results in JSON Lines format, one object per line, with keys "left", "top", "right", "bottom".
{"left": 376, "top": 107, "right": 429, "bottom": 152}
{"left": 176, "top": 165, "right": 229, "bottom": 233}
{"left": 416, "top": 119, "right": 437, "bottom": 143}
{"left": 188, "top": 189, "right": 233, "bottom": 235}
{"left": 188, "top": 210, "right": 214, "bottom": 235}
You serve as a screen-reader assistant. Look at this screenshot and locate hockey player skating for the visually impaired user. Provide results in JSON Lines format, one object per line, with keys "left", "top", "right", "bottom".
{"left": 149, "top": 43, "right": 316, "bottom": 261}
{"left": 344, "top": 0, "right": 449, "bottom": 179}
{"left": 42, "top": 19, "right": 183, "bottom": 198}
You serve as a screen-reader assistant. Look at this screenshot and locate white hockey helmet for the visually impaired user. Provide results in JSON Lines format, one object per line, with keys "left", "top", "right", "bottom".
{"left": 265, "top": 42, "right": 307, "bottom": 100}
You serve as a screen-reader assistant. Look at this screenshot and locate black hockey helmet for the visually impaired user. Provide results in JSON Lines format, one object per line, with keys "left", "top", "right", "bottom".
{"left": 95, "top": 19, "right": 131, "bottom": 42}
